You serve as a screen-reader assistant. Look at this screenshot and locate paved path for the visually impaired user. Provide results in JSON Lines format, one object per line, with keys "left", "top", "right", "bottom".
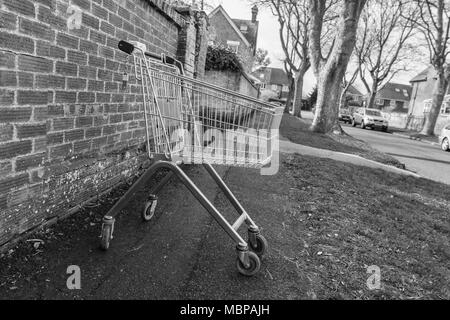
{"left": 343, "top": 125, "right": 450, "bottom": 185}
{"left": 0, "top": 165, "right": 227, "bottom": 299}
{"left": 279, "top": 138, "right": 421, "bottom": 178}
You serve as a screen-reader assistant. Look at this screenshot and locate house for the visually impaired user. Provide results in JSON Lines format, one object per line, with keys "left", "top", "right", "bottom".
{"left": 370, "top": 82, "right": 412, "bottom": 112}
{"left": 346, "top": 85, "right": 364, "bottom": 106}
{"left": 407, "top": 67, "right": 450, "bottom": 133}
{"left": 251, "top": 67, "right": 291, "bottom": 99}
{"left": 208, "top": 5, "right": 259, "bottom": 72}
{"left": 408, "top": 67, "right": 450, "bottom": 116}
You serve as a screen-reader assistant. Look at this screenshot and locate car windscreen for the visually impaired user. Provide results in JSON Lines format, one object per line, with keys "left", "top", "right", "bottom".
{"left": 366, "top": 110, "right": 381, "bottom": 116}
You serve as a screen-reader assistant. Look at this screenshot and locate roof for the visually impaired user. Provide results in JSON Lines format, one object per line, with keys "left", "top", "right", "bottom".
{"left": 268, "top": 68, "right": 290, "bottom": 86}
{"left": 410, "top": 68, "right": 429, "bottom": 83}
{"left": 251, "top": 67, "right": 290, "bottom": 86}
{"left": 410, "top": 66, "right": 438, "bottom": 83}
{"left": 232, "top": 18, "right": 259, "bottom": 52}
{"left": 347, "top": 84, "right": 363, "bottom": 96}
{"left": 377, "top": 82, "right": 413, "bottom": 101}
{"left": 208, "top": 6, "right": 251, "bottom": 48}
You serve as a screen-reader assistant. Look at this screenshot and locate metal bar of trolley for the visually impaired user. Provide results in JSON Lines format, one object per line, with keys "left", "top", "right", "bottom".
{"left": 99, "top": 40, "right": 284, "bottom": 276}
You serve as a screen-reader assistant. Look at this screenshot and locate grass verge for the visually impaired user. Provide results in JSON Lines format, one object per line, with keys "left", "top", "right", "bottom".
{"left": 280, "top": 114, "right": 405, "bottom": 169}
{"left": 183, "top": 153, "right": 450, "bottom": 299}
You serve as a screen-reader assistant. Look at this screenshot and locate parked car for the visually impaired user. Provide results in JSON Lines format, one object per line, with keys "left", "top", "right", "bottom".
{"left": 351, "top": 108, "right": 388, "bottom": 132}
{"left": 439, "top": 125, "right": 450, "bottom": 152}
{"left": 339, "top": 107, "right": 352, "bottom": 124}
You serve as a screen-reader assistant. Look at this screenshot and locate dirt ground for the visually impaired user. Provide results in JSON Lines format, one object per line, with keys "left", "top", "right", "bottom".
{"left": 1, "top": 152, "right": 449, "bottom": 299}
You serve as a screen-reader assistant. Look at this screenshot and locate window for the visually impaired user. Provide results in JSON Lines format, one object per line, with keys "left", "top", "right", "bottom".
{"left": 403, "top": 89, "right": 409, "bottom": 98}
{"left": 441, "top": 96, "right": 450, "bottom": 115}
{"left": 423, "top": 99, "right": 432, "bottom": 113}
{"left": 240, "top": 25, "right": 248, "bottom": 32}
{"left": 226, "top": 40, "right": 240, "bottom": 53}
{"left": 395, "top": 101, "right": 405, "bottom": 109}
{"left": 260, "top": 83, "right": 266, "bottom": 89}
{"left": 376, "top": 99, "right": 383, "bottom": 105}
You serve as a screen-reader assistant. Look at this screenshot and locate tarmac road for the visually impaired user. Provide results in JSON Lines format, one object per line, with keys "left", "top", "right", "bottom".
{"left": 343, "top": 124, "right": 450, "bottom": 185}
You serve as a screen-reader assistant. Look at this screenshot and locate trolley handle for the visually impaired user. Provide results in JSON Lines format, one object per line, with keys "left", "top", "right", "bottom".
{"left": 118, "top": 40, "right": 183, "bottom": 73}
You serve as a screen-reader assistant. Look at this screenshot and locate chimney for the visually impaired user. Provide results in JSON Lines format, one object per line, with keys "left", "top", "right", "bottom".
{"left": 251, "top": 5, "right": 258, "bottom": 23}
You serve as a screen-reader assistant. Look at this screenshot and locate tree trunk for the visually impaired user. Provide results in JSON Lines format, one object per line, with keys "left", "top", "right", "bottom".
{"left": 420, "top": 71, "right": 449, "bottom": 135}
{"left": 366, "top": 91, "right": 377, "bottom": 109}
{"left": 293, "top": 72, "right": 305, "bottom": 118}
{"left": 284, "top": 78, "right": 295, "bottom": 113}
{"left": 311, "top": 63, "right": 345, "bottom": 133}
{"left": 309, "top": 0, "right": 366, "bottom": 133}
{"left": 338, "top": 85, "right": 348, "bottom": 110}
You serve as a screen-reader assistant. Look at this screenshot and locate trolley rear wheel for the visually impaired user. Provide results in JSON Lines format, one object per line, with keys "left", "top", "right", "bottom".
{"left": 100, "top": 224, "right": 112, "bottom": 251}
{"left": 249, "top": 234, "right": 268, "bottom": 257}
{"left": 142, "top": 195, "right": 157, "bottom": 221}
{"left": 236, "top": 251, "right": 261, "bottom": 276}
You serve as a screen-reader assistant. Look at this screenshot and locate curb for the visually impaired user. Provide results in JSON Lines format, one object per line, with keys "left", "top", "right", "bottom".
{"left": 279, "top": 139, "right": 421, "bottom": 178}
{"left": 391, "top": 132, "right": 439, "bottom": 146}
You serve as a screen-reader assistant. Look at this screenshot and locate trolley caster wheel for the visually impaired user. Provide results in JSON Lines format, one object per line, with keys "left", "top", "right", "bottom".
{"left": 236, "top": 251, "right": 261, "bottom": 277}
{"left": 249, "top": 233, "right": 268, "bottom": 258}
{"left": 100, "top": 219, "right": 114, "bottom": 251}
{"left": 142, "top": 195, "right": 157, "bottom": 221}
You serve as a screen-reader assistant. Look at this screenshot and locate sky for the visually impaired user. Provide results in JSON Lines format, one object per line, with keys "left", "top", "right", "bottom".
{"left": 205, "top": 0, "right": 428, "bottom": 96}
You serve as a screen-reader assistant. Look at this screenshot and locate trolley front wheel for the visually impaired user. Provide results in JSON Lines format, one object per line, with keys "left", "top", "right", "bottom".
{"left": 142, "top": 195, "right": 158, "bottom": 221}
{"left": 236, "top": 251, "right": 261, "bottom": 276}
{"left": 249, "top": 233, "right": 268, "bottom": 258}
{"left": 100, "top": 223, "right": 113, "bottom": 251}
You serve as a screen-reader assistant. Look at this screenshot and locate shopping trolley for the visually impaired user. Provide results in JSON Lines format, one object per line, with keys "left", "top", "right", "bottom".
{"left": 99, "top": 40, "right": 283, "bottom": 276}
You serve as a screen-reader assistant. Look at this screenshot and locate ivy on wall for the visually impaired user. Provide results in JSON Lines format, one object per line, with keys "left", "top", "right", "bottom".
{"left": 205, "top": 44, "right": 243, "bottom": 72}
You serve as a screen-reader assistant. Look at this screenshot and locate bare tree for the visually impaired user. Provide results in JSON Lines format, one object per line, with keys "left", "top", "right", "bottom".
{"left": 309, "top": 0, "right": 367, "bottom": 133}
{"left": 339, "top": 65, "right": 360, "bottom": 110}
{"left": 254, "top": 0, "right": 311, "bottom": 117}
{"left": 283, "top": 59, "right": 296, "bottom": 113}
{"left": 411, "top": 0, "right": 450, "bottom": 135}
{"left": 355, "top": 0, "right": 418, "bottom": 110}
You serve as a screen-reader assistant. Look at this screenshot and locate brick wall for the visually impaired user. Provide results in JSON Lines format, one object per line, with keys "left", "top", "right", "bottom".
{"left": 0, "top": 0, "right": 207, "bottom": 248}
{"left": 204, "top": 70, "right": 259, "bottom": 98}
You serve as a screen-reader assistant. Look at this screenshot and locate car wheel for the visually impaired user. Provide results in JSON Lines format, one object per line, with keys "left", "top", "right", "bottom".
{"left": 442, "top": 138, "right": 450, "bottom": 151}
{"left": 360, "top": 121, "right": 365, "bottom": 129}
{"left": 352, "top": 119, "right": 356, "bottom": 127}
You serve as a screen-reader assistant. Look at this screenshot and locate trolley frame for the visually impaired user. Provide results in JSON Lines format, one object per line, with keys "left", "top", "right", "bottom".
{"left": 99, "top": 40, "right": 282, "bottom": 276}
